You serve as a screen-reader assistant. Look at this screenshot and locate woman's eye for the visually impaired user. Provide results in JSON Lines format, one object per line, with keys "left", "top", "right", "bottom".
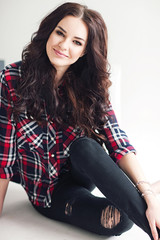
{"left": 73, "top": 40, "right": 82, "bottom": 46}
{"left": 56, "top": 30, "right": 64, "bottom": 37}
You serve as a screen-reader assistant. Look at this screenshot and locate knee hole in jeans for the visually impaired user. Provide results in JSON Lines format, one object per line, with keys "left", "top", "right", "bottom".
{"left": 65, "top": 202, "right": 73, "bottom": 216}
{"left": 101, "top": 205, "right": 121, "bottom": 229}
{"left": 65, "top": 198, "right": 76, "bottom": 216}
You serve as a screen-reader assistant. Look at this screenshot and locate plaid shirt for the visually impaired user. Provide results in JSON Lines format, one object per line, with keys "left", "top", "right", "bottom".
{"left": 0, "top": 62, "right": 136, "bottom": 207}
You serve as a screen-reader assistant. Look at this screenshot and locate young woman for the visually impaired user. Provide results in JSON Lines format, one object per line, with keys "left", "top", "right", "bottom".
{"left": 0, "top": 2, "right": 160, "bottom": 240}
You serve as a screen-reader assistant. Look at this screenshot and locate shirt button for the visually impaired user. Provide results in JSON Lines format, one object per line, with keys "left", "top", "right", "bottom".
{"left": 64, "top": 150, "right": 67, "bottom": 156}
{"left": 51, "top": 154, "right": 55, "bottom": 157}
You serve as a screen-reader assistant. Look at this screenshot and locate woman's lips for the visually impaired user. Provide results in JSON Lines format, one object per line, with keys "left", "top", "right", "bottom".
{"left": 54, "top": 49, "right": 68, "bottom": 58}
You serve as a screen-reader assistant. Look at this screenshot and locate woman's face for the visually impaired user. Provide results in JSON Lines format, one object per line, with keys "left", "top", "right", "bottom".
{"left": 46, "top": 15, "right": 88, "bottom": 76}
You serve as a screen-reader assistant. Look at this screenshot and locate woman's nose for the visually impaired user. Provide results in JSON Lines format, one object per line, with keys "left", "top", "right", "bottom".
{"left": 58, "top": 39, "right": 69, "bottom": 51}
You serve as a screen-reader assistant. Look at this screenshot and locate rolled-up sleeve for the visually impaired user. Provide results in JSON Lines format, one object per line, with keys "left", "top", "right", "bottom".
{"left": 0, "top": 69, "right": 17, "bottom": 178}
{"left": 100, "top": 103, "right": 136, "bottom": 163}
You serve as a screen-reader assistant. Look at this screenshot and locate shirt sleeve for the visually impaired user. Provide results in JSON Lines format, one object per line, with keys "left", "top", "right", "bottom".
{"left": 0, "top": 68, "right": 17, "bottom": 179}
{"left": 99, "top": 103, "right": 136, "bottom": 163}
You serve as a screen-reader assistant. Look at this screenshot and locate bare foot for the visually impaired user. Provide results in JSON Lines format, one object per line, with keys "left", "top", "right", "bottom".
{"left": 151, "top": 180, "right": 160, "bottom": 194}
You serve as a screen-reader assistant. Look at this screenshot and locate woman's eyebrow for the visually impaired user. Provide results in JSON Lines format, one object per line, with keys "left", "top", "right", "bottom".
{"left": 57, "top": 26, "right": 66, "bottom": 33}
{"left": 57, "top": 26, "right": 86, "bottom": 42}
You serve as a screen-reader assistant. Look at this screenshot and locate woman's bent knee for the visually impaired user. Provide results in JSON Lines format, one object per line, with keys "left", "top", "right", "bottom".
{"left": 97, "top": 208, "right": 133, "bottom": 236}
{"left": 69, "top": 137, "right": 106, "bottom": 163}
{"left": 70, "top": 137, "right": 98, "bottom": 153}
{"left": 114, "top": 212, "right": 134, "bottom": 236}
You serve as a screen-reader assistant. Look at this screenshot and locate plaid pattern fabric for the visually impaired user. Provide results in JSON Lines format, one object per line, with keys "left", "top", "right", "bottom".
{"left": 0, "top": 62, "right": 136, "bottom": 207}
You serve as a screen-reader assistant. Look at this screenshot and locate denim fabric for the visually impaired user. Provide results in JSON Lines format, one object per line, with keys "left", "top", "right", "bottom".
{"left": 33, "top": 137, "right": 157, "bottom": 239}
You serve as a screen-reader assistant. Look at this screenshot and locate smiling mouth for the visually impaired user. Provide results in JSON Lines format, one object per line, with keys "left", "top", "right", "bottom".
{"left": 54, "top": 49, "right": 68, "bottom": 58}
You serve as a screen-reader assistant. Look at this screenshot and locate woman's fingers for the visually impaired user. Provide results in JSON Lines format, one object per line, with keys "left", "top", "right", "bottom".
{"left": 151, "top": 223, "right": 158, "bottom": 240}
{"left": 146, "top": 210, "right": 158, "bottom": 240}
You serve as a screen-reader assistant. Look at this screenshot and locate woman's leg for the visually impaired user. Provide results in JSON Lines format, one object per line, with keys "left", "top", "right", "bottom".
{"left": 69, "top": 137, "right": 157, "bottom": 240}
{"left": 32, "top": 173, "right": 133, "bottom": 236}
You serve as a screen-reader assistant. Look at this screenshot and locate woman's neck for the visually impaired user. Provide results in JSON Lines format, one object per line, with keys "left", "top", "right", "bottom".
{"left": 54, "top": 70, "right": 66, "bottom": 88}
{"left": 55, "top": 71, "right": 63, "bottom": 82}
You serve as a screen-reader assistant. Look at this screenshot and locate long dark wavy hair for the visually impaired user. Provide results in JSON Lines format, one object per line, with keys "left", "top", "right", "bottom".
{"left": 15, "top": 2, "right": 112, "bottom": 139}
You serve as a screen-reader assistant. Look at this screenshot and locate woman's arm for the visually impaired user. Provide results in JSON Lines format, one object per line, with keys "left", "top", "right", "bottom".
{"left": 118, "top": 153, "right": 149, "bottom": 190}
{"left": 118, "top": 153, "right": 160, "bottom": 240}
{"left": 0, "top": 178, "right": 10, "bottom": 216}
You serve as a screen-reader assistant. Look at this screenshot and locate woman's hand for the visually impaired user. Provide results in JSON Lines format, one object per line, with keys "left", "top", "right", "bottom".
{"left": 145, "top": 195, "right": 160, "bottom": 240}
{"left": 118, "top": 153, "right": 160, "bottom": 239}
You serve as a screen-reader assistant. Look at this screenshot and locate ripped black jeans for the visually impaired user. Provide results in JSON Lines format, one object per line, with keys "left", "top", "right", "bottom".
{"left": 32, "top": 137, "right": 156, "bottom": 239}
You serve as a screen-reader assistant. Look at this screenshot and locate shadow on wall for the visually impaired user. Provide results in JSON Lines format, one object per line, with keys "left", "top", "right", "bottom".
{"left": 0, "top": 60, "right": 5, "bottom": 71}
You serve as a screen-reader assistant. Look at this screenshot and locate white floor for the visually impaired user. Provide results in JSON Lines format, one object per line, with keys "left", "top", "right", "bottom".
{"left": 0, "top": 182, "right": 150, "bottom": 240}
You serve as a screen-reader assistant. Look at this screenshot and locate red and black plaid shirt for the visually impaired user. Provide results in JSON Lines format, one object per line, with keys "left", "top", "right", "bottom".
{"left": 0, "top": 62, "right": 136, "bottom": 207}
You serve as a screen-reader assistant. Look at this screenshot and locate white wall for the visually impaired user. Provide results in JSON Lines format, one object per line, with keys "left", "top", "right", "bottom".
{"left": 1, "top": 0, "right": 160, "bottom": 181}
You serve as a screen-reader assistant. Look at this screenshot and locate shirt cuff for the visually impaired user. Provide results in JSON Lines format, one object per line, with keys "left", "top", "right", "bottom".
{"left": 0, "top": 167, "right": 14, "bottom": 179}
{"left": 110, "top": 147, "right": 136, "bottom": 164}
